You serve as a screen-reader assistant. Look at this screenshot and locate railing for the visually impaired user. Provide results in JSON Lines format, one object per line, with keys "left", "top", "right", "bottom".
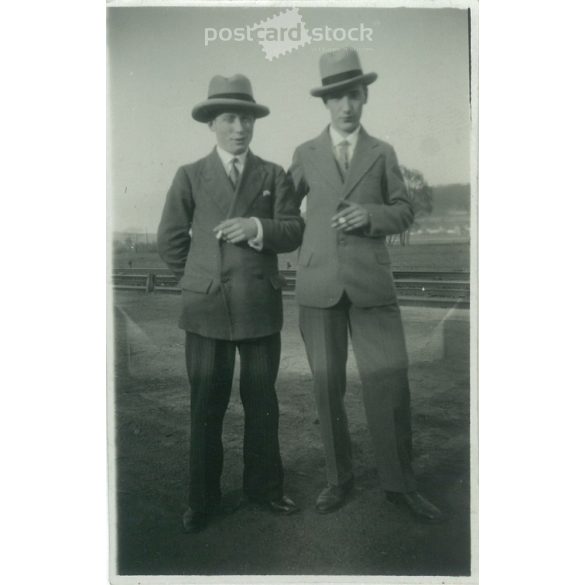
{"left": 112, "top": 268, "right": 470, "bottom": 308}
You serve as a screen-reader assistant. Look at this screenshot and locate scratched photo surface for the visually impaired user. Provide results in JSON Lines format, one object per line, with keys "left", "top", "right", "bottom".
{"left": 108, "top": 2, "right": 476, "bottom": 583}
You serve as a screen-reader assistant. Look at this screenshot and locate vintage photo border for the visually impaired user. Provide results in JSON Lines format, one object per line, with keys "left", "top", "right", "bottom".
{"left": 106, "top": 1, "right": 479, "bottom": 583}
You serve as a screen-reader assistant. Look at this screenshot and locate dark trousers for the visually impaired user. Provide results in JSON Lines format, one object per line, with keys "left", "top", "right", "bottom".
{"left": 299, "top": 293, "right": 417, "bottom": 493}
{"left": 185, "top": 331, "right": 284, "bottom": 513}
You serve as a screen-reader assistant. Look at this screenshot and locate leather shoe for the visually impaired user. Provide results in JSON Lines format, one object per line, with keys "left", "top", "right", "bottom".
{"left": 386, "top": 491, "right": 445, "bottom": 523}
{"left": 316, "top": 476, "right": 354, "bottom": 514}
{"left": 266, "top": 494, "right": 300, "bottom": 515}
{"left": 182, "top": 507, "right": 207, "bottom": 533}
{"left": 247, "top": 494, "right": 300, "bottom": 515}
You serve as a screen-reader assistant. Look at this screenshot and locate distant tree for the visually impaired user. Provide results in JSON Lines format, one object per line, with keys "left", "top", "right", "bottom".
{"left": 387, "top": 166, "right": 433, "bottom": 247}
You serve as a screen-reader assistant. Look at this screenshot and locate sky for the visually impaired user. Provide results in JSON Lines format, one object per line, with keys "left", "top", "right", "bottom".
{"left": 107, "top": 4, "right": 471, "bottom": 232}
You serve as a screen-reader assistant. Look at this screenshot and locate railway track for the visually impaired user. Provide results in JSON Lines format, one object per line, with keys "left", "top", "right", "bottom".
{"left": 112, "top": 268, "right": 470, "bottom": 308}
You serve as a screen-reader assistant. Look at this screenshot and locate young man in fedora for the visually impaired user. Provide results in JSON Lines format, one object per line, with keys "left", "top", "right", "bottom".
{"left": 158, "top": 74, "right": 303, "bottom": 532}
{"left": 289, "top": 48, "right": 443, "bottom": 522}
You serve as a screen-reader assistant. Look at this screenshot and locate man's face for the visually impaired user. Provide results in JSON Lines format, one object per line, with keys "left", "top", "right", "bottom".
{"left": 209, "top": 110, "right": 255, "bottom": 154}
{"left": 324, "top": 85, "right": 368, "bottom": 135}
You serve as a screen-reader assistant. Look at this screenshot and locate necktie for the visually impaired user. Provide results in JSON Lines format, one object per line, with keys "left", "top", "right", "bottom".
{"left": 228, "top": 158, "right": 240, "bottom": 189}
{"left": 336, "top": 140, "right": 350, "bottom": 179}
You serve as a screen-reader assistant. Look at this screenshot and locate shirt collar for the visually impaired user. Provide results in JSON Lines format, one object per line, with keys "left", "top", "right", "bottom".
{"left": 215, "top": 145, "right": 248, "bottom": 169}
{"left": 329, "top": 124, "right": 361, "bottom": 148}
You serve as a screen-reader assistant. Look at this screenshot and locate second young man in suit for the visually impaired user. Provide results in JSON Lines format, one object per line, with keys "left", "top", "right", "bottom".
{"left": 158, "top": 74, "right": 303, "bottom": 532}
{"left": 289, "top": 48, "right": 443, "bottom": 522}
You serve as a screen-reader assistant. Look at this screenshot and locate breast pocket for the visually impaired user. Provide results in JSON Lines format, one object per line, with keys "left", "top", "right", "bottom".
{"left": 249, "top": 189, "right": 274, "bottom": 217}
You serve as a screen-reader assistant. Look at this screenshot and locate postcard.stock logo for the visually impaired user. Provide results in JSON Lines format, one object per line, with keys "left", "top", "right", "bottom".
{"left": 204, "top": 8, "right": 374, "bottom": 61}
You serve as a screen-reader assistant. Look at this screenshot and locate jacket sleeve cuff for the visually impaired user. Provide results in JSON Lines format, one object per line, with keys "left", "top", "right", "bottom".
{"left": 247, "top": 217, "right": 264, "bottom": 251}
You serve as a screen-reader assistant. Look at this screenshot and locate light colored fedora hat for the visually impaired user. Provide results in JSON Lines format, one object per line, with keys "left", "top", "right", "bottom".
{"left": 310, "top": 47, "right": 377, "bottom": 97}
{"left": 191, "top": 74, "right": 270, "bottom": 123}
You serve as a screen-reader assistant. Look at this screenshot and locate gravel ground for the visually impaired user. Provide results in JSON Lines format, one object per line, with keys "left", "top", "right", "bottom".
{"left": 112, "top": 292, "right": 472, "bottom": 578}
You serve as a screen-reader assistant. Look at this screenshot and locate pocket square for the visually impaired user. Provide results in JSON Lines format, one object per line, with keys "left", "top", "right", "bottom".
{"left": 262, "top": 190, "right": 271, "bottom": 197}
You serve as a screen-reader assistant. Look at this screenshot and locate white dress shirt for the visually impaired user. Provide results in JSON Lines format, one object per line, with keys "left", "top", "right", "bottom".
{"left": 329, "top": 124, "right": 361, "bottom": 165}
{"left": 216, "top": 145, "right": 248, "bottom": 177}
{"left": 215, "top": 146, "right": 263, "bottom": 250}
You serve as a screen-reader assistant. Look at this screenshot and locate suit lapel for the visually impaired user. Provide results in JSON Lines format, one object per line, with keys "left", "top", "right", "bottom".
{"left": 202, "top": 149, "right": 236, "bottom": 216}
{"left": 307, "top": 128, "right": 344, "bottom": 191}
{"left": 342, "top": 128, "right": 381, "bottom": 199}
{"left": 229, "top": 151, "right": 266, "bottom": 217}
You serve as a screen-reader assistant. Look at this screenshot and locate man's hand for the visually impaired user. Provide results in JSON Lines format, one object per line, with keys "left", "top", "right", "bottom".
{"left": 213, "top": 217, "right": 258, "bottom": 244}
{"left": 331, "top": 202, "right": 371, "bottom": 231}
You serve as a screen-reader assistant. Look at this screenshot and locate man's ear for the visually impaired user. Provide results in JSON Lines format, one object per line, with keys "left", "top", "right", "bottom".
{"left": 362, "top": 85, "right": 369, "bottom": 104}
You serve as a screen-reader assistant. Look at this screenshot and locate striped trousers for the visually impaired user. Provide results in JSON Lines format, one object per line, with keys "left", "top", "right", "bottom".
{"left": 185, "top": 332, "right": 284, "bottom": 514}
{"left": 299, "top": 293, "right": 417, "bottom": 493}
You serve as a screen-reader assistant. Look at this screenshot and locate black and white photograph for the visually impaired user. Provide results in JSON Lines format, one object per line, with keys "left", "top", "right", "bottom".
{"left": 107, "top": 1, "right": 477, "bottom": 582}
{"left": 9, "top": 2, "right": 585, "bottom": 585}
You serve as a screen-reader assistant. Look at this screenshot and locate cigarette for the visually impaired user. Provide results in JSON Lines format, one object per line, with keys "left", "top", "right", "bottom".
{"left": 338, "top": 217, "right": 347, "bottom": 225}
{"left": 216, "top": 230, "right": 223, "bottom": 240}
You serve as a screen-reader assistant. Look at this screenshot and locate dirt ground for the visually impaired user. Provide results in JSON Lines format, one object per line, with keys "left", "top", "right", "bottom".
{"left": 112, "top": 292, "right": 471, "bottom": 578}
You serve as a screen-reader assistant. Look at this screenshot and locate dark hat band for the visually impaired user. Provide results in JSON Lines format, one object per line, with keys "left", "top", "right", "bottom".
{"left": 207, "top": 92, "right": 256, "bottom": 103}
{"left": 321, "top": 69, "right": 364, "bottom": 87}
